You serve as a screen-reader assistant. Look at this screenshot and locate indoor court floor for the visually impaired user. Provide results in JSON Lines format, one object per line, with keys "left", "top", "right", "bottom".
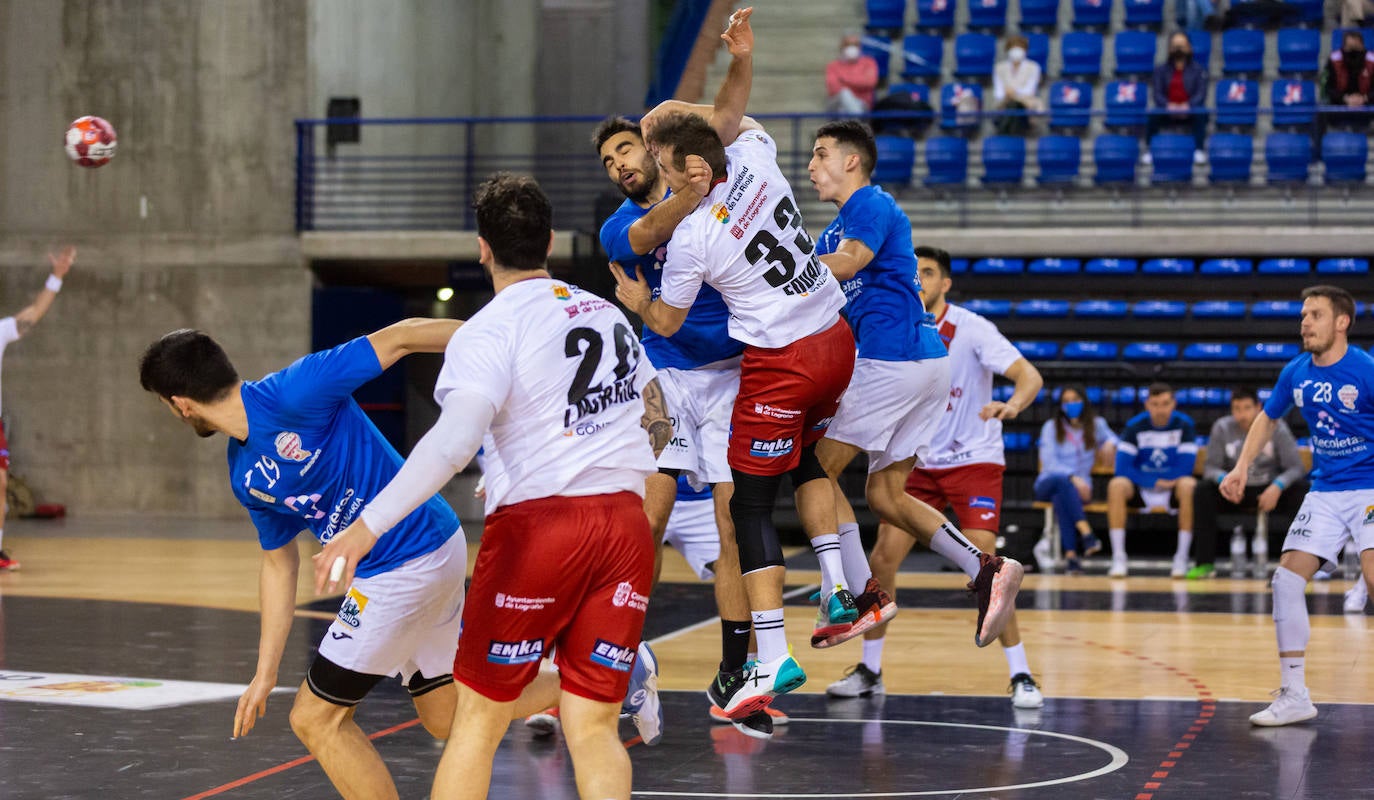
{"left": 1, "top": 514, "right": 1371, "bottom": 799}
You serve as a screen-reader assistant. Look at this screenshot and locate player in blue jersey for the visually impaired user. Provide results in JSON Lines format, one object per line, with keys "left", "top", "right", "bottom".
{"left": 1222, "top": 285, "right": 1374, "bottom": 727}
{"left": 807, "top": 120, "right": 1025, "bottom": 653}
{"left": 139, "top": 320, "right": 554, "bottom": 799}
{"left": 1106, "top": 383, "right": 1199, "bottom": 577}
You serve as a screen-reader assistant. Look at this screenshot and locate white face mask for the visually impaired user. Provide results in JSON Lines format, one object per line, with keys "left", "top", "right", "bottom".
{"left": 842, "top": 45, "right": 861, "bottom": 61}
{"left": 1008, "top": 46, "right": 1026, "bottom": 64}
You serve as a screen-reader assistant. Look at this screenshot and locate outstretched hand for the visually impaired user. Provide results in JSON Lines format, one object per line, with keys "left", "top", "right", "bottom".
{"left": 48, "top": 246, "right": 76, "bottom": 278}
{"left": 721, "top": 7, "right": 754, "bottom": 58}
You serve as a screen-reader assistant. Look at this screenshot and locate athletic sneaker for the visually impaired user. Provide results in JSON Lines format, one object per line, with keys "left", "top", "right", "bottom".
{"left": 853, "top": 577, "right": 898, "bottom": 629}
{"left": 1249, "top": 687, "right": 1317, "bottom": 727}
{"left": 1064, "top": 556, "right": 1082, "bottom": 575}
{"left": 1186, "top": 564, "right": 1216, "bottom": 580}
{"left": 707, "top": 653, "right": 807, "bottom": 720}
{"left": 1108, "top": 558, "right": 1128, "bottom": 578}
{"left": 710, "top": 703, "right": 790, "bottom": 726}
{"left": 1081, "top": 534, "right": 1103, "bottom": 557}
{"left": 1009, "top": 673, "right": 1045, "bottom": 709}
{"left": 1170, "top": 553, "right": 1190, "bottom": 579}
{"left": 0, "top": 550, "right": 19, "bottom": 571}
{"left": 810, "top": 587, "right": 859, "bottom": 648}
{"left": 969, "top": 553, "right": 1024, "bottom": 648}
{"left": 624, "top": 642, "right": 663, "bottom": 746}
{"left": 1032, "top": 537, "right": 1052, "bottom": 572}
{"left": 524, "top": 706, "right": 559, "bottom": 737}
{"left": 826, "top": 663, "right": 884, "bottom": 698}
{"left": 1345, "top": 581, "right": 1369, "bottom": 614}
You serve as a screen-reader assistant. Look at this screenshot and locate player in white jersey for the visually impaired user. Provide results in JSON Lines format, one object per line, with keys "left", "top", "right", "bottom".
{"left": 826, "top": 245, "right": 1046, "bottom": 707}
{"left": 614, "top": 109, "right": 857, "bottom": 721}
{"left": 0, "top": 245, "right": 73, "bottom": 571}
{"left": 321, "top": 174, "right": 666, "bottom": 800}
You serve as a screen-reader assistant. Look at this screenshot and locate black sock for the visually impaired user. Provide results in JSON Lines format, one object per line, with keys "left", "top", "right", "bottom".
{"left": 720, "top": 619, "right": 752, "bottom": 673}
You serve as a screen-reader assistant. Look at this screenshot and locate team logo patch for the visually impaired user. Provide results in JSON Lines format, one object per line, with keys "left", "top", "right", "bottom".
{"left": 969, "top": 496, "right": 998, "bottom": 510}
{"left": 590, "top": 639, "right": 637, "bottom": 672}
{"left": 487, "top": 638, "right": 545, "bottom": 665}
{"left": 338, "top": 588, "right": 368, "bottom": 629}
{"left": 1339, "top": 384, "right": 1359, "bottom": 411}
{"left": 1364, "top": 505, "right": 1374, "bottom": 526}
{"left": 552, "top": 286, "right": 571, "bottom": 301}
{"left": 494, "top": 592, "right": 555, "bottom": 611}
{"left": 274, "top": 431, "right": 313, "bottom": 462}
{"left": 710, "top": 203, "right": 730, "bottom": 224}
{"left": 612, "top": 581, "right": 649, "bottom": 611}
{"left": 749, "top": 437, "right": 795, "bottom": 458}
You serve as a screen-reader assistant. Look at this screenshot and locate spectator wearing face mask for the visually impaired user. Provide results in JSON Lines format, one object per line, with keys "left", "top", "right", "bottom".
{"left": 1321, "top": 31, "right": 1374, "bottom": 133}
{"left": 1145, "top": 31, "right": 1209, "bottom": 166}
{"left": 1033, "top": 386, "right": 1118, "bottom": 574}
{"left": 826, "top": 33, "right": 881, "bottom": 114}
{"left": 993, "top": 34, "right": 1043, "bottom": 135}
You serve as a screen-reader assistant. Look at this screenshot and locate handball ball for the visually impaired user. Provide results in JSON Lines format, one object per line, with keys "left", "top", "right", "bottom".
{"left": 65, "top": 116, "right": 117, "bottom": 168}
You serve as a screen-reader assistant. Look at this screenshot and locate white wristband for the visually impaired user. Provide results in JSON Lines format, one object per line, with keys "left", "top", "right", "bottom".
{"left": 45, "top": 275, "right": 62, "bottom": 293}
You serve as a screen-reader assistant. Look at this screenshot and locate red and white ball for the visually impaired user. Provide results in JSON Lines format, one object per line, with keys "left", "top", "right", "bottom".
{"left": 64, "top": 116, "right": 117, "bottom": 168}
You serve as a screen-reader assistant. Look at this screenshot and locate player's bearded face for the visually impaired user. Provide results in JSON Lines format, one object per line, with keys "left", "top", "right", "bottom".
{"left": 1299, "top": 299, "right": 1338, "bottom": 354}
{"left": 620, "top": 149, "right": 659, "bottom": 203}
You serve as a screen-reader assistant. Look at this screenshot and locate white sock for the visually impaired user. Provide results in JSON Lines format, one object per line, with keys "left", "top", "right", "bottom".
{"left": 811, "top": 533, "right": 847, "bottom": 594}
{"left": 1280, "top": 656, "right": 1306, "bottom": 692}
{"left": 1272, "top": 567, "right": 1311, "bottom": 692}
{"left": 752, "top": 608, "right": 789, "bottom": 663}
{"left": 838, "top": 522, "right": 872, "bottom": 588}
{"left": 1175, "top": 530, "right": 1193, "bottom": 559}
{"left": 929, "top": 522, "right": 983, "bottom": 579}
{"left": 862, "top": 637, "right": 885, "bottom": 673}
{"left": 1003, "top": 642, "right": 1030, "bottom": 677}
{"left": 1109, "top": 528, "right": 1127, "bottom": 561}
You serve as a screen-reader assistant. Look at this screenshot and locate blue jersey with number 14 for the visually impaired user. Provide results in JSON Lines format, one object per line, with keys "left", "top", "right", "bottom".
{"left": 227, "top": 337, "right": 459, "bottom": 578}
{"left": 1264, "top": 346, "right": 1374, "bottom": 492}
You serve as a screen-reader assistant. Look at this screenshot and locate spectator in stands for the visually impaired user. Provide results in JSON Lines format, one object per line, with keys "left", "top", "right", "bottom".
{"left": 1033, "top": 385, "right": 1118, "bottom": 574}
{"left": 1145, "top": 32, "right": 1208, "bottom": 166}
{"left": 992, "top": 34, "right": 1043, "bottom": 135}
{"left": 1321, "top": 31, "right": 1374, "bottom": 132}
{"left": 826, "top": 33, "right": 881, "bottom": 115}
{"left": 1189, "top": 387, "right": 1307, "bottom": 579}
{"left": 1106, "top": 382, "right": 1199, "bottom": 578}
{"left": 1341, "top": 0, "right": 1373, "bottom": 27}
{"left": 1178, "top": 0, "right": 1224, "bottom": 30}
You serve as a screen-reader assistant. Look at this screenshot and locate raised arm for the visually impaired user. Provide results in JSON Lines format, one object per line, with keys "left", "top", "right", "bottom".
{"left": 13, "top": 246, "right": 75, "bottom": 337}
{"left": 367, "top": 317, "right": 463, "bottom": 371}
{"left": 709, "top": 6, "right": 755, "bottom": 145}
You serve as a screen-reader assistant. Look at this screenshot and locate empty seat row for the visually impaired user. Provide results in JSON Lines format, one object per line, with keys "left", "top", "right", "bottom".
{"left": 953, "top": 258, "right": 1370, "bottom": 278}
{"left": 870, "top": 0, "right": 1335, "bottom": 33}
{"left": 1012, "top": 340, "right": 1303, "bottom": 361}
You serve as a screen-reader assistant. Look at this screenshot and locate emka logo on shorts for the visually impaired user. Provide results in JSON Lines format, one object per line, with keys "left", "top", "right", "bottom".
{"left": 338, "top": 588, "right": 368, "bottom": 629}
{"left": 494, "top": 592, "right": 555, "bottom": 612}
{"left": 487, "top": 638, "right": 544, "bottom": 665}
{"left": 612, "top": 581, "right": 649, "bottom": 612}
{"left": 590, "top": 639, "right": 637, "bottom": 672}
{"left": 749, "top": 437, "right": 795, "bottom": 458}
{"left": 274, "top": 431, "right": 313, "bottom": 462}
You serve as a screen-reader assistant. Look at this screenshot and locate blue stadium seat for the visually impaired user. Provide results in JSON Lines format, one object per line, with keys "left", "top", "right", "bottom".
{"left": 885, "top": 82, "right": 932, "bottom": 105}
{"left": 1085, "top": 386, "right": 1105, "bottom": 404}
{"left": 1074, "top": 299, "right": 1129, "bottom": 317}
{"left": 1182, "top": 387, "right": 1209, "bottom": 406}
{"left": 1251, "top": 300, "right": 1303, "bottom": 318}
{"left": 901, "top": 34, "right": 944, "bottom": 80}
{"left": 1063, "top": 341, "right": 1119, "bottom": 360}
{"left": 925, "top": 136, "right": 969, "bottom": 184}
{"left": 1317, "top": 258, "right": 1370, "bottom": 274}
{"left": 1192, "top": 300, "right": 1247, "bottom": 318}
{"left": 1123, "top": 0, "right": 1164, "bottom": 27}
{"left": 1215, "top": 80, "right": 1258, "bottom": 128}
{"left": 1105, "top": 80, "right": 1148, "bottom": 129}
{"left": 1132, "top": 299, "right": 1188, "bottom": 317}
{"left": 1115, "top": 30, "right": 1157, "bottom": 76}
{"left": 1037, "top": 135, "right": 1082, "bottom": 183}
{"left": 1049, "top": 81, "right": 1092, "bottom": 129}
{"left": 1094, "top": 135, "right": 1139, "bottom": 184}
{"left": 1029, "top": 257, "right": 1082, "bottom": 274}
{"left": 1188, "top": 30, "right": 1213, "bottom": 71}
{"left": 1085, "top": 256, "right": 1138, "bottom": 273}
{"left": 993, "top": 385, "right": 1015, "bottom": 402}
{"left": 916, "top": 0, "right": 956, "bottom": 29}
{"left": 1015, "top": 298, "right": 1071, "bottom": 316}
{"left": 1125, "top": 342, "right": 1179, "bottom": 361}
{"left": 1141, "top": 258, "right": 1195, "bottom": 275}
{"left": 1072, "top": 0, "right": 1112, "bottom": 28}
{"left": 951, "top": 258, "right": 970, "bottom": 273}
{"left": 873, "top": 135, "right": 917, "bottom": 185}
{"left": 1113, "top": 386, "right": 1139, "bottom": 405}
{"left": 1200, "top": 257, "right": 1254, "bottom": 275}
{"left": 1149, "top": 134, "right": 1197, "bottom": 183}
{"left": 965, "top": 298, "right": 1012, "bottom": 317}
{"left": 1026, "top": 33, "right": 1050, "bottom": 70}
{"left": 866, "top": 0, "right": 906, "bottom": 30}
{"left": 861, "top": 35, "right": 893, "bottom": 82}
{"left": 1322, "top": 133, "right": 1368, "bottom": 183}
{"left": 955, "top": 33, "right": 997, "bottom": 77}
{"left": 1222, "top": 29, "right": 1264, "bottom": 75}
{"left": 1257, "top": 258, "right": 1310, "bottom": 274}
{"left": 982, "top": 136, "right": 1026, "bottom": 184}
{"left": 1285, "top": 0, "right": 1323, "bottom": 23}
{"left": 1206, "top": 388, "right": 1232, "bottom": 406}
{"left": 1184, "top": 342, "right": 1241, "bottom": 360}
{"left": 1265, "top": 133, "right": 1312, "bottom": 182}
{"left": 1271, "top": 80, "right": 1317, "bottom": 128}
{"left": 1019, "top": 0, "right": 1060, "bottom": 29}
{"left": 1016, "top": 341, "right": 1060, "bottom": 359}
{"left": 968, "top": 0, "right": 1009, "bottom": 30}
{"left": 1246, "top": 343, "right": 1301, "bottom": 361}
{"left": 940, "top": 83, "right": 984, "bottom": 130}
{"left": 974, "top": 257, "right": 1026, "bottom": 274}
{"left": 1208, "top": 134, "right": 1254, "bottom": 183}
{"left": 1061, "top": 32, "right": 1104, "bottom": 75}
{"left": 1277, "top": 28, "right": 1320, "bottom": 74}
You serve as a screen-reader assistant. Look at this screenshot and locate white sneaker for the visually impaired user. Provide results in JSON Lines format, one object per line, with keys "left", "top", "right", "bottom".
{"left": 1108, "top": 558, "right": 1128, "bottom": 578}
{"left": 1009, "top": 673, "right": 1045, "bottom": 709}
{"left": 1345, "top": 581, "right": 1369, "bottom": 614}
{"left": 1171, "top": 553, "right": 1190, "bottom": 579}
{"left": 1032, "top": 537, "right": 1052, "bottom": 572}
{"left": 1249, "top": 687, "right": 1317, "bottom": 727}
{"left": 1193, "top": 149, "right": 1207, "bottom": 165}
{"left": 624, "top": 642, "right": 663, "bottom": 746}
{"left": 826, "top": 663, "right": 884, "bottom": 698}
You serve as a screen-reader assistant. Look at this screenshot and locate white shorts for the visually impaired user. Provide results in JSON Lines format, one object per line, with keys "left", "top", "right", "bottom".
{"left": 663, "top": 497, "right": 721, "bottom": 580}
{"left": 657, "top": 362, "right": 741, "bottom": 488}
{"left": 318, "top": 530, "right": 466, "bottom": 684}
{"left": 826, "top": 356, "right": 952, "bottom": 473}
{"left": 1282, "top": 489, "right": 1374, "bottom": 572}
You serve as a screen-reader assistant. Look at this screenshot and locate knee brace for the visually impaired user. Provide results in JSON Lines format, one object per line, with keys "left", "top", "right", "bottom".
{"left": 788, "top": 443, "right": 827, "bottom": 488}
{"left": 730, "top": 470, "right": 786, "bottom": 574}
{"left": 1271, "top": 566, "right": 1311, "bottom": 652}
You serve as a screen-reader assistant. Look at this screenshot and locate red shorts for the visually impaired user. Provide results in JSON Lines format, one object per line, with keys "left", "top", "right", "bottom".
{"left": 728, "top": 318, "right": 856, "bottom": 476}
{"left": 0, "top": 421, "right": 9, "bottom": 472}
{"left": 456, "top": 492, "right": 653, "bottom": 704}
{"left": 904, "top": 463, "right": 1005, "bottom": 532}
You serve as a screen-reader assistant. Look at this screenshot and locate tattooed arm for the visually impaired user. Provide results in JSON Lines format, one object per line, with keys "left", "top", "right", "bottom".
{"left": 640, "top": 378, "right": 674, "bottom": 458}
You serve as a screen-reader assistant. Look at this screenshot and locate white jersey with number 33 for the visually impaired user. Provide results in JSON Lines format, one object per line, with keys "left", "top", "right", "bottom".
{"left": 659, "top": 130, "right": 845, "bottom": 349}
{"left": 435, "top": 278, "right": 659, "bottom": 514}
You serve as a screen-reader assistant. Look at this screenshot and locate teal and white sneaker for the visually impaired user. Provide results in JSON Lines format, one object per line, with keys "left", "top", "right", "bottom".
{"left": 707, "top": 652, "right": 807, "bottom": 720}
{"left": 623, "top": 641, "right": 663, "bottom": 746}
{"left": 810, "top": 586, "right": 859, "bottom": 648}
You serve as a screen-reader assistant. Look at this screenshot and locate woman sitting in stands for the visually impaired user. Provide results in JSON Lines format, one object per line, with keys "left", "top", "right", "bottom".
{"left": 1034, "top": 385, "right": 1118, "bottom": 573}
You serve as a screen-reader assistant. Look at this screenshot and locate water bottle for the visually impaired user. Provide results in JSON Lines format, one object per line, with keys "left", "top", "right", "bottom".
{"left": 1252, "top": 516, "right": 1269, "bottom": 578}
{"left": 1231, "top": 525, "right": 1249, "bottom": 577}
